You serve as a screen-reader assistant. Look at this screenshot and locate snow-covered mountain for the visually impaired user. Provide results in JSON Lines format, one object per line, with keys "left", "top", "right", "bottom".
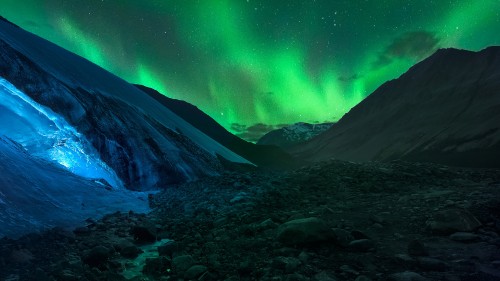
{"left": 0, "top": 17, "right": 250, "bottom": 236}
{"left": 257, "top": 122, "right": 333, "bottom": 149}
{"left": 293, "top": 47, "right": 500, "bottom": 168}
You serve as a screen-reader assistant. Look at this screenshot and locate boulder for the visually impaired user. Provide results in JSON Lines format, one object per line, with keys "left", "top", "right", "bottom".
{"left": 142, "top": 257, "right": 171, "bottom": 277}
{"left": 449, "top": 232, "right": 479, "bottom": 242}
{"left": 83, "top": 246, "right": 111, "bottom": 267}
{"left": 277, "top": 217, "right": 335, "bottom": 246}
{"left": 172, "top": 255, "right": 195, "bottom": 274}
{"left": 425, "top": 209, "right": 481, "bottom": 235}
{"left": 388, "top": 271, "right": 429, "bottom": 281}
{"left": 347, "top": 239, "right": 375, "bottom": 252}
{"left": 407, "top": 239, "right": 428, "bottom": 256}
{"left": 131, "top": 225, "right": 157, "bottom": 243}
{"left": 184, "top": 265, "right": 208, "bottom": 280}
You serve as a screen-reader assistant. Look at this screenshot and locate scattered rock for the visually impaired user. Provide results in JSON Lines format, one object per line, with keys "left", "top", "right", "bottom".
{"left": 157, "top": 240, "right": 179, "bottom": 257}
{"left": 351, "top": 230, "right": 370, "bottom": 240}
{"left": 331, "top": 228, "right": 355, "bottom": 247}
{"left": 120, "top": 244, "right": 142, "bottom": 259}
{"left": 1, "top": 160, "right": 499, "bottom": 280}
{"left": 277, "top": 217, "right": 335, "bottom": 245}
{"left": 116, "top": 240, "right": 142, "bottom": 259}
{"left": 393, "top": 254, "right": 417, "bottom": 267}
{"left": 388, "top": 271, "right": 429, "bottom": 281}
{"left": 172, "top": 255, "right": 195, "bottom": 274}
{"left": 417, "top": 257, "right": 448, "bottom": 271}
{"left": 229, "top": 192, "right": 249, "bottom": 203}
{"left": 477, "top": 263, "right": 500, "bottom": 279}
{"left": 142, "top": 257, "right": 171, "bottom": 277}
{"left": 407, "top": 240, "right": 428, "bottom": 256}
{"left": 491, "top": 260, "right": 500, "bottom": 268}
{"left": 33, "top": 268, "right": 50, "bottom": 281}
{"left": 340, "top": 264, "right": 359, "bottom": 275}
{"left": 285, "top": 273, "right": 308, "bottom": 281}
{"left": 355, "top": 275, "right": 372, "bottom": 281}
{"left": 213, "top": 217, "right": 228, "bottom": 228}
{"left": 73, "top": 226, "right": 91, "bottom": 235}
{"left": 313, "top": 271, "right": 337, "bottom": 281}
{"left": 10, "top": 249, "right": 34, "bottom": 264}
{"left": 131, "top": 225, "right": 157, "bottom": 243}
{"left": 298, "top": 251, "right": 309, "bottom": 263}
{"left": 56, "top": 269, "right": 79, "bottom": 281}
{"left": 237, "top": 259, "right": 255, "bottom": 275}
{"left": 184, "top": 265, "right": 208, "bottom": 280}
{"left": 425, "top": 209, "right": 481, "bottom": 235}
{"left": 257, "top": 218, "right": 278, "bottom": 231}
{"left": 347, "top": 239, "right": 375, "bottom": 252}
{"left": 449, "top": 232, "right": 479, "bottom": 242}
{"left": 272, "top": 256, "right": 301, "bottom": 273}
{"left": 369, "top": 214, "right": 387, "bottom": 225}
{"left": 82, "top": 246, "right": 111, "bottom": 267}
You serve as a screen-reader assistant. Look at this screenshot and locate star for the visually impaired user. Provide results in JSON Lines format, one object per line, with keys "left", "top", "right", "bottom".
{"left": 0, "top": 0, "right": 498, "bottom": 141}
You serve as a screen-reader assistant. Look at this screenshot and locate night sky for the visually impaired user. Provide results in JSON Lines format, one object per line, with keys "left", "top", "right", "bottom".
{"left": 1, "top": 1, "right": 499, "bottom": 141}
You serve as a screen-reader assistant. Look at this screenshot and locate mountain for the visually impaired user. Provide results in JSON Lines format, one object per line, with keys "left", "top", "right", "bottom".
{"left": 0, "top": 17, "right": 250, "bottom": 236}
{"left": 136, "top": 85, "right": 299, "bottom": 169}
{"left": 293, "top": 47, "right": 500, "bottom": 168}
{"left": 257, "top": 122, "right": 334, "bottom": 148}
{"left": 0, "top": 18, "right": 250, "bottom": 191}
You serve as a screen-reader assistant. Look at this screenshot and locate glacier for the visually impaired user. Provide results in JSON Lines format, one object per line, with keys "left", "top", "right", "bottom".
{"left": 0, "top": 78, "right": 149, "bottom": 237}
{"left": 0, "top": 18, "right": 254, "bottom": 238}
{"left": 0, "top": 77, "right": 123, "bottom": 188}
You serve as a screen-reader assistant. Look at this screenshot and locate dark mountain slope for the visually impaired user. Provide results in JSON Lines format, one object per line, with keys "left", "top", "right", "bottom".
{"left": 293, "top": 47, "right": 500, "bottom": 168}
{"left": 136, "top": 85, "right": 299, "bottom": 169}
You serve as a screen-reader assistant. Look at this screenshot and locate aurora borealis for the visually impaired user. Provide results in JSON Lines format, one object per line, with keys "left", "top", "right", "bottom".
{"left": 1, "top": 1, "right": 499, "bottom": 141}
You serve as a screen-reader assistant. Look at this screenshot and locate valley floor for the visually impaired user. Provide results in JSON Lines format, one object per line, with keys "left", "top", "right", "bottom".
{"left": 1, "top": 160, "right": 500, "bottom": 281}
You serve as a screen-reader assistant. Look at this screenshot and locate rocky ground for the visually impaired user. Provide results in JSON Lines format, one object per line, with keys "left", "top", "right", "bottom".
{"left": 1, "top": 160, "right": 500, "bottom": 281}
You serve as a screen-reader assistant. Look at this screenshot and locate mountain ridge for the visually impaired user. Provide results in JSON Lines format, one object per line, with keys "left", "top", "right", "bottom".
{"left": 292, "top": 46, "right": 500, "bottom": 167}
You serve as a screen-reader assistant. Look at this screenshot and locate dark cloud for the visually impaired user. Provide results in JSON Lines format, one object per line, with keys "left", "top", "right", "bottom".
{"left": 374, "top": 31, "right": 440, "bottom": 67}
{"left": 338, "top": 74, "right": 362, "bottom": 82}
{"left": 231, "top": 123, "right": 285, "bottom": 143}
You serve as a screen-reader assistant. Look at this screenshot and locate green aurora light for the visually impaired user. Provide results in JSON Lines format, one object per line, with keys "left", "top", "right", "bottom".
{"left": 1, "top": 0, "right": 499, "bottom": 141}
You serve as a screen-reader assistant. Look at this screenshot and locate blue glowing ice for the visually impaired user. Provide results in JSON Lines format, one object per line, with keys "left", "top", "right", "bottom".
{"left": 0, "top": 77, "right": 149, "bottom": 238}
{"left": 0, "top": 77, "right": 123, "bottom": 188}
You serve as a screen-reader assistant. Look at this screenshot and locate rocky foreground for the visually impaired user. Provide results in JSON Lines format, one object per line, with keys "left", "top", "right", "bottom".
{"left": 1, "top": 160, "right": 500, "bottom": 281}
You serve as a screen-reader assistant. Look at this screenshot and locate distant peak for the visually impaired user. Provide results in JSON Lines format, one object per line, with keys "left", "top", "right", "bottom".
{"left": 431, "top": 47, "right": 474, "bottom": 57}
{"left": 405, "top": 45, "right": 500, "bottom": 75}
{"left": 483, "top": 45, "right": 500, "bottom": 51}
{"left": 432, "top": 46, "right": 500, "bottom": 57}
{"left": 481, "top": 45, "right": 500, "bottom": 55}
